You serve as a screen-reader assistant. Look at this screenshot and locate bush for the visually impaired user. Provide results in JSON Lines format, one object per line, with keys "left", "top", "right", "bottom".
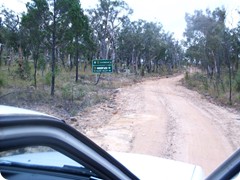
{"left": 0, "top": 71, "right": 6, "bottom": 87}
{"left": 45, "top": 72, "right": 52, "bottom": 86}
{"left": 23, "top": 60, "right": 31, "bottom": 79}
{"left": 61, "top": 84, "right": 86, "bottom": 101}
{"left": 235, "top": 70, "right": 240, "bottom": 92}
{"left": 184, "top": 71, "right": 189, "bottom": 80}
{"left": 75, "top": 87, "right": 86, "bottom": 100}
{"left": 61, "top": 85, "right": 72, "bottom": 100}
{"left": 0, "top": 78, "right": 4, "bottom": 87}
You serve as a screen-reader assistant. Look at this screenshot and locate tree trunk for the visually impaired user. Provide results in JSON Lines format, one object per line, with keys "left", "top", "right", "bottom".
{"left": 68, "top": 54, "right": 73, "bottom": 71}
{"left": 33, "top": 52, "right": 39, "bottom": 88}
{"left": 0, "top": 44, "right": 3, "bottom": 66}
{"left": 60, "top": 50, "right": 65, "bottom": 69}
{"left": 8, "top": 48, "right": 13, "bottom": 73}
{"left": 228, "top": 67, "right": 232, "bottom": 105}
{"left": 75, "top": 36, "right": 79, "bottom": 82}
{"left": 18, "top": 45, "right": 24, "bottom": 79}
{"left": 225, "top": 40, "right": 232, "bottom": 105}
{"left": 51, "top": 0, "right": 56, "bottom": 96}
{"left": 84, "top": 61, "right": 87, "bottom": 72}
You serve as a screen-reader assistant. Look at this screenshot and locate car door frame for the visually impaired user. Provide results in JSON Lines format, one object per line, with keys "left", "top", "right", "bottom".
{"left": 0, "top": 114, "right": 139, "bottom": 180}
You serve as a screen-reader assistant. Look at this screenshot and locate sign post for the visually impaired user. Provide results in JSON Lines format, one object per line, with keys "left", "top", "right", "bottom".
{"left": 92, "top": 59, "right": 113, "bottom": 73}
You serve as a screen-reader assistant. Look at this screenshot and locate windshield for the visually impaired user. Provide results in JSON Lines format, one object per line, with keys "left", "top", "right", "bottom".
{"left": 0, "top": 146, "right": 81, "bottom": 167}
{"left": 0, "top": 146, "right": 98, "bottom": 179}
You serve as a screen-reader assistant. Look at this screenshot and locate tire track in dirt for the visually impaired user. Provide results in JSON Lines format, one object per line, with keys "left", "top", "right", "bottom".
{"left": 75, "top": 74, "right": 240, "bottom": 176}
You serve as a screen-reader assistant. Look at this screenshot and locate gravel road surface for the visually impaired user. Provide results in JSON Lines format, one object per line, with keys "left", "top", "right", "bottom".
{"left": 75, "top": 74, "right": 240, "bottom": 176}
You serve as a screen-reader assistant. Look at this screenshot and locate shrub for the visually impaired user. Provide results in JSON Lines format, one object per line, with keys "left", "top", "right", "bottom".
{"left": 61, "top": 83, "right": 86, "bottom": 102}
{"left": 75, "top": 87, "right": 86, "bottom": 100}
{"left": 235, "top": 70, "right": 240, "bottom": 92}
{"left": 185, "top": 71, "right": 189, "bottom": 80}
{"left": 0, "top": 70, "right": 6, "bottom": 87}
{"left": 61, "top": 85, "right": 72, "bottom": 100}
{"left": 0, "top": 78, "right": 4, "bottom": 87}
{"left": 23, "top": 60, "right": 31, "bottom": 79}
{"left": 45, "top": 72, "right": 52, "bottom": 86}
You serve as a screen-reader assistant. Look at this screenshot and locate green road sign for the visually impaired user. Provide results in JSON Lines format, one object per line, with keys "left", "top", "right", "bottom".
{"left": 92, "top": 59, "right": 113, "bottom": 73}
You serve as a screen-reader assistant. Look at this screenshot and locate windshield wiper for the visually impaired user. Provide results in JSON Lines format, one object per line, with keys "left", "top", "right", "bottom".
{"left": 62, "top": 165, "right": 97, "bottom": 176}
{"left": 0, "top": 160, "right": 101, "bottom": 179}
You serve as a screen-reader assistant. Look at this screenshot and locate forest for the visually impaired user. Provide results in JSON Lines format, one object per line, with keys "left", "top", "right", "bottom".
{"left": 0, "top": 0, "right": 240, "bottom": 112}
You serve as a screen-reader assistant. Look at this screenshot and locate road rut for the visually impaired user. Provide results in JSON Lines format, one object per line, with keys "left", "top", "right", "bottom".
{"left": 80, "top": 74, "right": 240, "bottom": 175}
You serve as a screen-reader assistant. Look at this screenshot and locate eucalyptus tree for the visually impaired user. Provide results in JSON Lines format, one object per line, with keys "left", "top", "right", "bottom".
{"left": 65, "top": 0, "right": 91, "bottom": 82}
{"left": 87, "top": 0, "right": 132, "bottom": 72}
{"left": 118, "top": 19, "right": 178, "bottom": 74}
{"left": 0, "top": 14, "right": 6, "bottom": 66}
{"left": 21, "top": 0, "right": 50, "bottom": 87}
{"left": 20, "top": 0, "right": 90, "bottom": 94}
{"left": 0, "top": 7, "right": 21, "bottom": 72}
{"left": 47, "top": 0, "right": 58, "bottom": 96}
{"left": 184, "top": 10, "right": 212, "bottom": 72}
{"left": 117, "top": 19, "right": 145, "bottom": 72}
{"left": 222, "top": 26, "right": 240, "bottom": 104}
{"left": 183, "top": 8, "right": 240, "bottom": 103}
{"left": 184, "top": 8, "right": 227, "bottom": 80}
{"left": 141, "top": 21, "right": 164, "bottom": 73}
{"left": 162, "top": 33, "right": 183, "bottom": 73}
{"left": 229, "top": 27, "right": 240, "bottom": 75}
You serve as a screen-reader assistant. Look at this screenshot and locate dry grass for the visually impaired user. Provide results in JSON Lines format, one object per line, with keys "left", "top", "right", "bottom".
{"left": 182, "top": 70, "right": 240, "bottom": 110}
{"left": 0, "top": 63, "right": 140, "bottom": 116}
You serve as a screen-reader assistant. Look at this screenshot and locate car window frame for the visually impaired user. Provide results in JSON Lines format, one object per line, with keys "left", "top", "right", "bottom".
{"left": 0, "top": 114, "right": 139, "bottom": 180}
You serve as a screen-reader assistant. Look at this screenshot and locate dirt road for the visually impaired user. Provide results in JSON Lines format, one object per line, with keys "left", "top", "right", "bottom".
{"left": 75, "top": 74, "right": 240, "bottom": 176}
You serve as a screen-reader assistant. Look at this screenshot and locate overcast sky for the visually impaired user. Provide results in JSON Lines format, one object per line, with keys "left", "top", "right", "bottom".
{"left": 0, "top": 0, "right": 239, "bottom": 40}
